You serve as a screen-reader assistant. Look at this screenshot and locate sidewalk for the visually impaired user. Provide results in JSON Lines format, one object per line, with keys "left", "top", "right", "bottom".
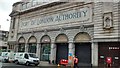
{"left": 38, "top": 61, "right": 56, "bottom": 66}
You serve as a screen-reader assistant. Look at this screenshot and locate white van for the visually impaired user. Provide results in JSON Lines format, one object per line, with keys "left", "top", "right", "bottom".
{"left": 8, "top": 51, "right": 15, "bottom": 62}
{"left": 0, "top": 52, "right": 9, "bottom": 62}
{"left": 14, "top": 52, "right": 39, "bottom": 66}
{"left": 0, "top": 56, "right": 2, "bottom": 68}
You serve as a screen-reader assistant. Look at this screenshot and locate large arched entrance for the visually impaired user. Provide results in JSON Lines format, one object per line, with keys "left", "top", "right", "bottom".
{"left": 55, "top": 34, "right": 68, "bottom": 64}
{"left": 28, "top": 36, "right": 37, "bottom": 53}
{"left": 74, "top": 32, "right": 91, "bottom": 66}
{"left": 18, "top": 37, "right": 25, "bottom": 52}
{"left": 40, "top": 35, "right": 51, "bottom": 61}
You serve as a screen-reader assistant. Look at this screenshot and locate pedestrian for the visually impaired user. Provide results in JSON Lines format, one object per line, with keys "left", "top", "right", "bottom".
{"left": 74, "top": 56, "right": 79, "bottom": 68}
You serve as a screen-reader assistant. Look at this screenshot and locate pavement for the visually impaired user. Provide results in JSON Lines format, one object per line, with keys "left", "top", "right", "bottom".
{"left": 2, "top": 62, "right": 119, "bottom": 68}
{"left": 38, "top": 61, "right": 56, "bottom": 66}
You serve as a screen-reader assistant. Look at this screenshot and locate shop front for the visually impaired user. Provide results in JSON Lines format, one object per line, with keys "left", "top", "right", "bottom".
{"left": 98, "top": 42, "right": 120, "bottom": 67}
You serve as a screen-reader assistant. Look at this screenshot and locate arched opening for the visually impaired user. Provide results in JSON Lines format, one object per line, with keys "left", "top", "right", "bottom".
{"left": 74, "top": 32, "right": 91, "bottom": 66}
{"left": 18, "top": 37, "right": 25, "bottom": 52}
{"left": 40, "top": 35, "right": 51, "bottom": 61}
{"left": 55, "top": 34, "right": 68, "bottom": 64}
{"left": 28, "top": 36, "right": 37, "bottom": 53}
{"left": 74, "top": 32, "right": 91, "bottom": 42}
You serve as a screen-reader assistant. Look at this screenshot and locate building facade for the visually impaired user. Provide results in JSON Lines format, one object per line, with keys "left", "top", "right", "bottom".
{"left": 0, "top": 30, "right": 9, "bottom": 51}
{"left": 8, "top": 1, "right": 120, "bottom": 66}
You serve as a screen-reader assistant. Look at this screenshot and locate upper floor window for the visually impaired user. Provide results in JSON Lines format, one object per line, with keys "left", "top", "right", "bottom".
{"left": 31, "top": 0, "right": 37, "bottom": 7}
{"left": 22, "top": 3, "right": 27, "bottom": 10}
{"left": 12, "top": 18, "right": 15, "bottom": 29}
{"left": 26, "top": 2, "right": 31, "bottom": 8}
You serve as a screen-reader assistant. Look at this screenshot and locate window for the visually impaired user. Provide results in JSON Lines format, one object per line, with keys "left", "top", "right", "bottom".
{"left": 21, "top": 3, "right": 27, "bottom": 10}
{"left": 26, "top": 2, "right": 31, "bottom": 8}
{"left": 31, "top": 0, "right": 37, "bottom": 6}
{"left": 28, "top": 44, "right": 36, "bottom": 53}
{"left": 18, "top": 44, "right": 25, "bottom": 52}
{"left": 29, "top": 54, "right": 37, "bottom": 58}
{"left": 12, "top": 18, "right": 15, "bottom": 29}
{"left": 40, "top": 44, "right": 51, "bottom": 61}
{"left": 24, "top": 54, "right": 29, "bottom": 59}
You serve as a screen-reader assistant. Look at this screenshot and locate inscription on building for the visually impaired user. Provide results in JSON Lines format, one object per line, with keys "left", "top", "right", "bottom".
{"left": 19, "top": 6, "right": 92, "bottom": 30}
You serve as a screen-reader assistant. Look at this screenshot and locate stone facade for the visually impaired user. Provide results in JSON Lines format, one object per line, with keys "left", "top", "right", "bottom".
{"left": 8, "top": 2, "right": 120, "bottom": 66}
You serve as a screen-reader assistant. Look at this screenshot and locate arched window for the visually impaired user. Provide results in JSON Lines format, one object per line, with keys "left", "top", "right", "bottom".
{"left": 40, "top": 35, "right": 51, "bottom": 61}
{"left": 18, "top": 37, "right": 25, "bottom": 52}
{"left": 28, "top": 36, "right": 37, "bottom": 53}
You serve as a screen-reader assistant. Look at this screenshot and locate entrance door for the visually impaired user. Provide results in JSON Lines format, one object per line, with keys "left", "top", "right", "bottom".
{"left": 40, "top": 44, "right": 51, "bottom": 61}
{"left": 75, "top": 43, "right": 91, "bottom": 66}
{"left": 18, "top": 44, "right": 25, "bottom": 52}
{"left": 56, "top": 43, "right": 68, "bottom": 64}
{"left": 28, "top": 43, "right": 36, "bottom": 53}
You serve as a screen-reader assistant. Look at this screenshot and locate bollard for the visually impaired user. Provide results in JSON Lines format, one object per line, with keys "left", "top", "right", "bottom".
{"left": 57, "top": 64, "right": 60, "bottom": 68}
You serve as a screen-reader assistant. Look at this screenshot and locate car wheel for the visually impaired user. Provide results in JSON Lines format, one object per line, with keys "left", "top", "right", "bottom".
{"left": 15, "top": 60, "right": 19, "bottom": 64}
{"left": 25, "top": 61, "right": 30, "bottom": 66}
{"left": 35, "top": 64, "right": 38, "bottom": 66}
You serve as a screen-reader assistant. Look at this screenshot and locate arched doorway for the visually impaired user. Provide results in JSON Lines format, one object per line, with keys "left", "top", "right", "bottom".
{"left": 28, "top": 36, "right": 37, "bottom": 53}
{"left": 55, "top": 34, "right": 68, "bottom": 64}
{"left": 40, "top": 35, "right": 51, "bottom": 61}
{"left": 18, "top": 37, "right": 25, "bottom": 52}
{"left": 74, "top": 32, "right": 91, "bottom": 66}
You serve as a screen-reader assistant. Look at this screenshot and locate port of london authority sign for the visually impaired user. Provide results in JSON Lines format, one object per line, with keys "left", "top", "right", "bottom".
{"left": 19, "top": 6, "right": 92, "bottom": 30}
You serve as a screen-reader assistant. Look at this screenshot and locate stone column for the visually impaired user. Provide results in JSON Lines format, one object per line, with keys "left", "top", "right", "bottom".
{"left": 50, "top": 43, "right": 56, "bottom": 64}
{"left": 14, "top": 44, "right": 18, "bottom": 52}
{"left": 92, "top": 42, "right": 98, "bottom": 66}
{"left": 68, "top": 42, "right": 75, "bottom": 65}
{"left": 36, "top": 43, "right": 41, "bottom": 59}
{"left": 25, "top": 43, "right": 28, "bottom": 52}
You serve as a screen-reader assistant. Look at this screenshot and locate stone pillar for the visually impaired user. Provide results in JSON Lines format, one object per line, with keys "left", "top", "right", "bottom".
{"left": 92, "top": 42, "right": 98, "bottom": 66}
{"left": 68, "top": 42, "right": 75, "bottom": 65}
{"left": 14, "top": 44, "right": 18, "bottom": 52}
{"left": 50, "top": 43, "right": 56, "bottom": 64}
{"left": 25, "top": 43, "right": 28, "bottom": 52}
{"left": 36, "top": 43, "right": 41, "bottom": 59}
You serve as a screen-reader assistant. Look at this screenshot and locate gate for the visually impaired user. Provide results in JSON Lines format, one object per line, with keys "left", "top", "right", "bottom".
{"left": 75, "top": 43, "right": 91, "bottom": 66}
{"left": 56, "top": 43, "right": 68, "bottom": 64}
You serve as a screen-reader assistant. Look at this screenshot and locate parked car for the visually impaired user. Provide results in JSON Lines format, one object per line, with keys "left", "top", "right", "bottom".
{"left": 14, "top": 52, "right": 39, "bottom": 66}
{"left": 8, "top": 51, "right": 15, "bottom": 62}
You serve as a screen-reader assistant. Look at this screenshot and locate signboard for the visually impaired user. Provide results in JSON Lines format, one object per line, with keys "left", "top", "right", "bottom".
{"left": 19, "top": 5, "right": 92, "bottom": 31}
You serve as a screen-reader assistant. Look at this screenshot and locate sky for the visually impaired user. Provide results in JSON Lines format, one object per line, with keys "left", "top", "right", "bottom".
{"left": 0, "top": 0, "right": 21, "bottom": 31}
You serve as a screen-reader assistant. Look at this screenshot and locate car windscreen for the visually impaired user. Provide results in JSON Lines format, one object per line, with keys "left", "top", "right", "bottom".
{"left": 29, "top": 54, "right": 37, "bottom": 58}
{"left": 3, "top": 53, "right": 8, "bottom": 56}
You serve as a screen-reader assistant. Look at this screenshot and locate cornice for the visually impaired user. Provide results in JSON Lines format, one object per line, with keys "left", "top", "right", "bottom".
{"left": 19, "top": 2, "right": 66, "bottom": 15}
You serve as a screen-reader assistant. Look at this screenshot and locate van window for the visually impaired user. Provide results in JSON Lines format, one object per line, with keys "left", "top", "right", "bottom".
{"left": 20, "top": 54, "right": 23, "bottom": 56}
{"left": 24, "top": 54, "right": 29, "bottom": 59}
{"left": 5, "top": 53, "right": 8, "bottom": 55}
{"left": 29, "top": 54, "right": 37, "bottom": 58}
